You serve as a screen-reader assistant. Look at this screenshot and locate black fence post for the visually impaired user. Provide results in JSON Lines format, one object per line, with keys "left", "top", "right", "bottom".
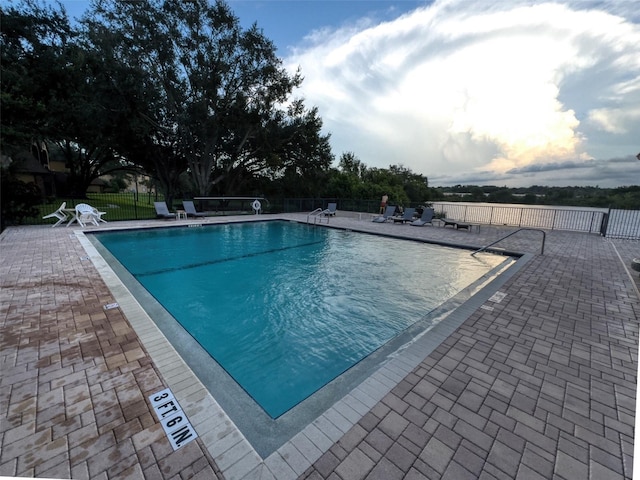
{"left": 601, "top": 209, "right": 610, "bottom": 236}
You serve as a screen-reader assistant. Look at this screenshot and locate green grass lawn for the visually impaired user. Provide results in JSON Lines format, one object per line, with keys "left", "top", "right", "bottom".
{"left": 38, "top": 193, "right": 160, "bottom": 224}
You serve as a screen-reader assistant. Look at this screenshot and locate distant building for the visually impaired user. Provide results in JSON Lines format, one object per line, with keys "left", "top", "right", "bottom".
{"left": 442, "top": 192, "right": 473, "bottom": 197}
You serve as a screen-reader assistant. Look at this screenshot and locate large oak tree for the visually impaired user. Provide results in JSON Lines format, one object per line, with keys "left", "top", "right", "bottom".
{"left": 84, "top": 0, "right": 332, "bottom": 204}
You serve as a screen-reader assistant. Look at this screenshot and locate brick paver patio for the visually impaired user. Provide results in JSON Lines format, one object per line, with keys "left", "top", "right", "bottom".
{"left": 1, "top": 215, "right": 638, "bottom": 479}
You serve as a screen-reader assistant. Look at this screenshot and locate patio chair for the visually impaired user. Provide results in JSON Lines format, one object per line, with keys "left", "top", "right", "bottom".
{"left": 439, "top": 217, "right": 476, "bottom": 231}
{"left": 154, "top": 201, "right": 176, "bottom": 219}
{"left": 322, "top": 203, "right": 337, "bottom": 216}
{"left": 74, "top": 203, "right": 100, "bottom": 227}
{"left": 92, "top": 207, "right": 107, "bottom": 223}
{"left": 372, "top": 205, "right": 396, "bottom": 223}
{"left": 182, "top": 200, "right": 206, "bottom": 218}
{"left": 392, "top": 207, "right": 416, "bottom": 223}
{"left": 441, "top": 218, "right": 459, "bottom": 228}
{"left": 410, "top": 208, "right": 435, "bottom": 226}
{"left": 42, "top": 202, "right": 68, "bottom": 227}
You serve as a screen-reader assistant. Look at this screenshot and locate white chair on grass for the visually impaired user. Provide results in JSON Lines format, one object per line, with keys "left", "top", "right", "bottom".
{"left": 42, "top": 202, "right": 68, "bottom": 227}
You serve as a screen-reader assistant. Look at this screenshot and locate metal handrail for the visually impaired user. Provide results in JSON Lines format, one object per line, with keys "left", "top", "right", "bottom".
{"left": 471, "top": 228, "right": 546, "bottom": 256}
{"left": 306, "top": 208, "right": 329, "bottom": 225}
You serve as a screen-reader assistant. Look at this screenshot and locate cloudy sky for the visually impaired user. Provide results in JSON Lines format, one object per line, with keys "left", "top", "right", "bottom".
{"left": 60, "top": 0, "right": 640, "bottom": 187}
{"left": 233, "top": 0, "right": 640, "bottom": 187}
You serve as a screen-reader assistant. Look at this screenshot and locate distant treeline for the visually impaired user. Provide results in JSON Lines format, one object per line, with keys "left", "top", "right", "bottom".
{"left": 431, "top": 185, "right": 640, "bottom": 209}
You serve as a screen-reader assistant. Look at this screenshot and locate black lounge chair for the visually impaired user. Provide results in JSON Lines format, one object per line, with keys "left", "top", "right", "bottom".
{"left": 441, "top": 218, "right": 459, "bottom": 228}
{"left": 392, "top": 207, "right": 416, "bottom": 223}
{"left": 154, "top": 201, "right": 176, "bottom": 219}
{"left": 372, "top": 206, "right": 396, "bottom": 223}
{"left": 441, "top": 217, "right": 475, "bottom": 231}
{"left": 322, "top": 203, "right": 337, "bottom": 216}
{"left": 410, "top": 208, "right": 435, "bottom": 226}
{"left": 183, "top": 200, "right": 206, "bottom": 218}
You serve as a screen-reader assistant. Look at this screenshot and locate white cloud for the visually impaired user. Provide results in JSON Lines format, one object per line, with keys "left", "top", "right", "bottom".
{"left": 285, "top": 0, "right": 640, "bottom": 186}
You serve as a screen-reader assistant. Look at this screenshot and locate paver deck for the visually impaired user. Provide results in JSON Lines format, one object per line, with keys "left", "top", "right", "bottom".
{"left": 1, "top": 213, "right": 638, "bottom": 479}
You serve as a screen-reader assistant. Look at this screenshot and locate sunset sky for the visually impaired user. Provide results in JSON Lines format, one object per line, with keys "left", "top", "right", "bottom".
{"left": 54, "top": 0, "right": 640, "bottom": 187}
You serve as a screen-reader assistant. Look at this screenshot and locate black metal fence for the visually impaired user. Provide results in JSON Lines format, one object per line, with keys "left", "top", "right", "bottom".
{"left": 282, "top": 198, "right": 383, "bottom": 215}
{"left": 33, "top": 192, "right": 162, "bottom": 224}
{"left": 27, "top": 193, "right": 278, "bottom": 225}
{"left": 21, "top": 194, "right": 640, "bottom": 240}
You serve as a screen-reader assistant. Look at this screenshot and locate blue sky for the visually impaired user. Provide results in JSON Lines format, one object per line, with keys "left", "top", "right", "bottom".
{"left": 229, "top": 1, "right": 425, "bottom": 53}
{"left": 53, "top": 1, "right": 640, "bottom": 187}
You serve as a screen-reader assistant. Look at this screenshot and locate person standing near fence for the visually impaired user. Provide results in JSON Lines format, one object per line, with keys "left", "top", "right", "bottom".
{"left": 380, "top": 194, "right": 388, "bottom": 214}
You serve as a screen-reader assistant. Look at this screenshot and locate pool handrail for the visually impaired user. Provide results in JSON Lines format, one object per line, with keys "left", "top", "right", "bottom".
{"left": 307, "top": 208, "right": 330, "bottom": 225}
{"left": 471, "top": 228, "right": 546, "bottom": 256}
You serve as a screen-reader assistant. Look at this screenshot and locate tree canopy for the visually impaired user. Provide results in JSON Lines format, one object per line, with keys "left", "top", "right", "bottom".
{"left": 2, "top": 0, "right": 436, "bottom": 209}
{"left": 321, "top": 152, "right": 431, "bottom": 206}
{"left": 1, "top": 0, "right": 335, "bottom": 205}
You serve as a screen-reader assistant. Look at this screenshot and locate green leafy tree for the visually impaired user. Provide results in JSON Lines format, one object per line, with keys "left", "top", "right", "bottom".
{"left": 1, "top": 1, "right": 144, "bottom": 196}
{"left": 322, "top": 152, "right": 365, "bottom": 198}
{"left": 83, "top": 0, "right": 331, "bottom": 204}
{"left": 388, "top": 164, "right": 430, "bottom": 204}
{"left": 262, "top": 103, "right": 333, "bottom": 196}
{"left": 338, "top": 152, "right": 366, "bottom": 178}
{"left": 0, "top": 0, "right": 69, "bottom": 155}
{"left": 486, "top": 188, "right": 514, "bottom": 203}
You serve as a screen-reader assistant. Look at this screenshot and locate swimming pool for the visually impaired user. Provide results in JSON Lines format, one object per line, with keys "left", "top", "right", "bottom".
{"left": 93, "top": 220, "right": 509, "bottom": 420}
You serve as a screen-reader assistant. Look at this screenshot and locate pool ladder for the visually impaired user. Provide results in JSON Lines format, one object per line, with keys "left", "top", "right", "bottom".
{"left": 471, "top": 228, "right": 546, "bottom": 256}
{"left": 307, "top": 208, "right": 330, "bottom": 225}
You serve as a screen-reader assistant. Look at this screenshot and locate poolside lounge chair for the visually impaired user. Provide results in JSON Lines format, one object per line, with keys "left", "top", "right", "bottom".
{"left": 74, "top": 203, "right": 101, "bottom": 227}
{"left": 322, "top": 203, "right": 337, "bottom": 216}
{"left": 154, "top": 202, "right": 176, "bottom": 219}
{"left": 42, "top": 202, "right": 68, "bottom": 227}
{"left": 440, "top": 217, "right": 476, "bottom": 231}
{"left": 392, "top": 207, "right": 416, "bottom": 223}
{"left": 441, "top": 218, "right": 459, "bottom": 228}
{"left": 372, "top": 205, "right": 396, "bottom": 223}
{"left": 182, "top": 200, "right": 206, "bottom": 218}
{"left": 410, "top": 208, "right": 435, "bottom": 226}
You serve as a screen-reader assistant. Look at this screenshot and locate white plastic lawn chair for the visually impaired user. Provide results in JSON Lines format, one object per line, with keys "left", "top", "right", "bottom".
{"left": 42, "top": 202, "right": 68, "bottom": 227}
{"left": 92, "top": 207, "right": 107, "bottom": 223}
{"left": 74, "top": 203, "right": 101, "bottom": 227}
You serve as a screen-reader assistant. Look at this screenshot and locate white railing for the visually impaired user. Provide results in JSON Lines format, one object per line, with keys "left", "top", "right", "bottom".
{"left": 430, "top": 202, "right": 640, "bottom": 239}
{"left": 604, "top": 209, "right": 640, "bottom": 239}
{"left": 432, "top": 202, "right": 607, "bottom": 233}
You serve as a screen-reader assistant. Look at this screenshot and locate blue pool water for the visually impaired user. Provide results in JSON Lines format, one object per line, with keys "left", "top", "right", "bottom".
{"left": 95, "top": 221, "right": 507, "bottom": 418}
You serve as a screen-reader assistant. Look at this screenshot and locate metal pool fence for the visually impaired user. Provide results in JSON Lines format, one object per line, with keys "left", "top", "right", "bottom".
{"left": 604, "top": 209, "right": 640, "bottom": 239}
{"left": 283, "top": 199, "right": 640, "bottom": 240}
{"left": 28, "top": 193, "right": 272, "bottom": 226}
{"left": 432, "top": 202, "right": 606, "bottom": 233}
{"left": 428, "top": 202, "right": 640, "bottom": 239}
{"left": 21, "top": 195, "right": 640, "bottom": 240}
